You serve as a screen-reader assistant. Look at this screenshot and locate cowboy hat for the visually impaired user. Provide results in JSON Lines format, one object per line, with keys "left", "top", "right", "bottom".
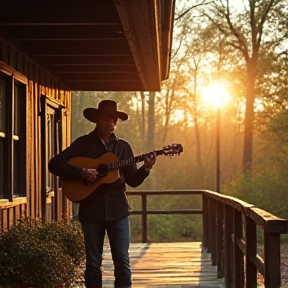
{"left": 83, "top": 99, "right": 129, "bottom": 122}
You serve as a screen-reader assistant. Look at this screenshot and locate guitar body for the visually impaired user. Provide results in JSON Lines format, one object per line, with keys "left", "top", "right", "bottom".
{"left": 60, "top": 143, "right": 183, "bottom": 202}
{"left": 61, "top": 152, "right": 120, "bottom": 202}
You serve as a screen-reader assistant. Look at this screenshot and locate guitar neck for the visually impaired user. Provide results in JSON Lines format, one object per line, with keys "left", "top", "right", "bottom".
{"left": 107, "top": 149, "right": 163, "bottom": 171}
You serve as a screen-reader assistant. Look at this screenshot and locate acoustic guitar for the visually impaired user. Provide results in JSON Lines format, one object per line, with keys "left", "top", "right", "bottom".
{"left": 61, "top": 143, "right": 183, "bottom": 202}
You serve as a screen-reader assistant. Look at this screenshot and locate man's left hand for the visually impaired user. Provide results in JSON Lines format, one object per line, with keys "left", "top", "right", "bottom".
{"left": 144, "top": 151, "right": 156, "bottom": 169}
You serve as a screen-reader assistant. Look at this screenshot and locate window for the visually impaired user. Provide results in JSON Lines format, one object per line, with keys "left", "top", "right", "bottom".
{"left": 41, "top": 96, "right": 66, "bottom": 220}
{"left": 0, "top": 75, "right": 5, "bottom": 198}
{"left": 0, "top": 72, "right": 27, "bottom": 200}
{"left": 46, "top": 106, "right": 57, "bottom": 194}
{"left": 41, "top": 96, "right": 61, "bottom": 196}
{"left": 13, "top": 80, "right": 26, "bottom": 197}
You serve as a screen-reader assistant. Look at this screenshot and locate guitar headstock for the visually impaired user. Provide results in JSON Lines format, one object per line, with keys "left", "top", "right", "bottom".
{"left": 163, "top": 143, "right": 183, "bottom": 156}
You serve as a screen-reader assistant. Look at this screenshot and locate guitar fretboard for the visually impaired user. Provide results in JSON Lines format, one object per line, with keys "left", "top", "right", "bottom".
{"left": 107, "top": 149, "right": 163, "bottom": 171}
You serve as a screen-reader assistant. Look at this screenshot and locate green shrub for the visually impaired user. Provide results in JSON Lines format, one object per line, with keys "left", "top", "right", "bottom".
{"left": 0, "top": 218, "right": 85, "bottom": 288}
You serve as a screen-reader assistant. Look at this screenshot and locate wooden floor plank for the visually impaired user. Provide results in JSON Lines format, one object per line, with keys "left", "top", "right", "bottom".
{"left": 98, "top": 242, "right": 225, "bottom": 288}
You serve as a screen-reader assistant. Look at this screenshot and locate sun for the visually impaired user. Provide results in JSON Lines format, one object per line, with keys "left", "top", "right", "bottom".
{"left": 201, "top": 82, "right": 231, "bottom": 109}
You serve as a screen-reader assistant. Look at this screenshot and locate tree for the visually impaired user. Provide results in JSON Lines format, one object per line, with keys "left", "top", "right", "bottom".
{"left": 202, "top": 0, "right": 287, "bottom": 171}
{"left": 178, "top": 0, "right": 287, "bottom": 171}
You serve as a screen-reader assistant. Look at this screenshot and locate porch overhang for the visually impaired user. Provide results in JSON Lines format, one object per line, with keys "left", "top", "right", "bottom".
{"left": 0, "top": 0, "right": 175, "bottom": 91}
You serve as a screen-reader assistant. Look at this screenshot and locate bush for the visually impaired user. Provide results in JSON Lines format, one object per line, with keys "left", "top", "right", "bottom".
{"left": 0, "top": 218, "right": 85, "bottom": 288}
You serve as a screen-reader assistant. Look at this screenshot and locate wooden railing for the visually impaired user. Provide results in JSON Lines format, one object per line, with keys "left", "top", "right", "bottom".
{"left": 0, "top": 197, "right": 28, "bottom": 232}
{"left": 0, "top": 189, "right": 69, "bottom": 232}
{"left": 126, "top": 190, "right": 288, "bottom": 288}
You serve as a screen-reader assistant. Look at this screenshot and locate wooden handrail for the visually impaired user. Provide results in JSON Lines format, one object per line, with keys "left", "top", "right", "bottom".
{"left": 127, "top": 190, "right": 203, "bottom": 242}
{"left": 0, "top": 197, "right": 27, "bottom": 209}
{"left": 126, "top": 189, "right": 288, "bottom": 288}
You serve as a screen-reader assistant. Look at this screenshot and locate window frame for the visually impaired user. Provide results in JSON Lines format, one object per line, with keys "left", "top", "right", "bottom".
{"left": 40, "top": 95, "right": 62, "bottom": 217}
{"left": 0, "top": 65, "right": 27, "bottom": 201}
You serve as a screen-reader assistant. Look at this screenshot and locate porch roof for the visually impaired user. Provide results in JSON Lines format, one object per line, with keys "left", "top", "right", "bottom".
{"left": 0, "top": 0, "right": 175, "bottom": 91}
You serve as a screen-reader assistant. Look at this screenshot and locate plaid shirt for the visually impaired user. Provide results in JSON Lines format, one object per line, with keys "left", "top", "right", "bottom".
{"left": 48, "top": 129, "right": 149, "bottom": 221}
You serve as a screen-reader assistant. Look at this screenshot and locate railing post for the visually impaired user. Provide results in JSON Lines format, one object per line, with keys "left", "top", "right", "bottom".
{"left": 216, "top": 201, "right": 224, "bottom": 278}
{"left": 141, "top": 194, "right": 147, "bottom": 243}
{"left": 210, "top": 198, "right": 217, "bottom": 265}
{"left": 245, "top": 215, "right": 257, "bottom": 287}
{"left": 233, "top": 209, "right": 244, "bottom": 288}
{"left": 224, "top": 204, "right": 233, "bottom": 287}
{"left": 202, "top": 194, "right": 209, "bottom": 251}
{"left": 264, "top": 230, "right": 281, "bottom": 288}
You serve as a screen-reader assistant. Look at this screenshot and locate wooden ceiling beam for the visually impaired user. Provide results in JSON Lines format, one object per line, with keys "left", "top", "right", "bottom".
{"left": 68, "top": 81, "right": 144, "bottom": 92}
{"left": 56, "top": 73, "right": 141, "bottom": 81}
{"left": 51, "top": 65, "right": 137, "bottom": 73}
{"left": 39, "top": 55, "right": 135, "bottom": 66}
{"left": 19, "top": 39, "right": 130, "bottom": 55}
{"left": 0, "top": 0, "right": 119, "bottom": 24}
{"left": 1, "top": 25, "right": 125, "bottom": 40}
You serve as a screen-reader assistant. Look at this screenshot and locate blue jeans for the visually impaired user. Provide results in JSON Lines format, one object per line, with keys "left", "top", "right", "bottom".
{"left": 80, "top": 217, "right": 132, "bottom": 288}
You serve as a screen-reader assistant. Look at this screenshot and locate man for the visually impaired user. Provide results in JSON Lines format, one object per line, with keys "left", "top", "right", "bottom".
{"left": 48, "top": 99, "right": 156, "bottom": 288}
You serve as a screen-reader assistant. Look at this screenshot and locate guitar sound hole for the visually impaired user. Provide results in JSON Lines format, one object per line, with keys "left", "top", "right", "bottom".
{"left": 97, "top": 164, "right": 109, "bottom": 177}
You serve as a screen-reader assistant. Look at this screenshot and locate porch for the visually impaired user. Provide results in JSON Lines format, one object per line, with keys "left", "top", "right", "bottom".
{"left": 70, "top": 190, "right": 288, "bottom": 288}
{"left": 93, "top": 242, "right": 224, "bottom": 287}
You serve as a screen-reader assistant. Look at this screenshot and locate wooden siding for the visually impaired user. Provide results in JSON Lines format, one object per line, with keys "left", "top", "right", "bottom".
{"left": 0, "top": 38, "right": 72, "bottom": 230}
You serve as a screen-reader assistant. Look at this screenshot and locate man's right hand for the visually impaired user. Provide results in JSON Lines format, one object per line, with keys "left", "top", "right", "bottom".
{"left": 80, "top": 168, "right": 102, "bottom": 183}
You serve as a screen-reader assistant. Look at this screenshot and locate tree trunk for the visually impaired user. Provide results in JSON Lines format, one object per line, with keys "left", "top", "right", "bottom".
{"left": 140, "top": 91, "right": 146, "bottom": 138}
{"left": 242, "top": 57, "right": 257, "bottom": 171}
{"left": 192, "top": 71, "right": 203, "bottom": 182}
{"left": 147, "top": 91, "right": 155, "bottom": 150}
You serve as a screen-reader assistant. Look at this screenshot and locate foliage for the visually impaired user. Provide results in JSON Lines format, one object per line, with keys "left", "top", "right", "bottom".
{"left": 129, "top": 194, "right": 203, "bottom": 242}
{"left": 147, "top": 215, "right": 202, "bottom": 242}
{"left": 36, "top": 219, "right": 85, "bottom": 266}
{"left": 222, "top": 110, "right": 288, "bottom": 218}
{"left": 0, "top": 218, "right": 85, "bottom": 287}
